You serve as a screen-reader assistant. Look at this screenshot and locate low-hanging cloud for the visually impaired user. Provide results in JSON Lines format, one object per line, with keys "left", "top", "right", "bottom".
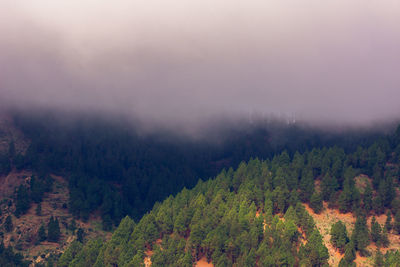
{"left": 1, "top": 0, "right": 400, "bottom": 130}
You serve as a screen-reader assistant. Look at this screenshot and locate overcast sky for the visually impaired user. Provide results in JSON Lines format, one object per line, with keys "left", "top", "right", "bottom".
{"left": 1, "top": 0, "right": 400, "bottom": 129}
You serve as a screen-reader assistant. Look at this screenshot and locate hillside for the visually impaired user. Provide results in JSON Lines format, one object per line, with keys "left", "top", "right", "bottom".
{"left": 0, "top": 170, "right": 109, "bottom": 265}
{"left": 59, "top": 128, "right": 400, "bottom": 267}
{"left": 59, "top": 139, "right": 400, "bottom": 266}
{"left": 8, "top": 111, "right": 387, "bottom": 229}
{"left": 1, "top": 113, "right": 400, "bottom": 266}
{"left": 59, "top": 159, "right": 330, "bottom": 267}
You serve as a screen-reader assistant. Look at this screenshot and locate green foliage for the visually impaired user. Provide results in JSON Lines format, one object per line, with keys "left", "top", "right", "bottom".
{"left": 0, "top": 242, "right": 30, "bottom": 267}
{"left": 47, "top": 216, "right": 61, "bottom": 242}
{"left": 21, "top": 119, "right": 398, "bottom": 266}
{"left": 363, "top": 183, "right": 373, "bottom": 214}
{"left": 4, "top": 215, "right": 13, "bottom": 232}
{"left": 321, "top": 172, "right": 339, "bottom": 201}
{"left": 69, "top": 238, "right": 103, "bottom": 267}
{"left": 371, "top": 216, "right": 382, "bottom": 244}
{"left": 299, "top": 168, "right": 314, "bottom": 202}
{"left": 58, "top": 241, "right": 83, "bottom": 267}
{"left": 60, "top": 160, "right": 332, "bottom": 266}
{"left": 338, "top": 170, "right": 360, "bottom": 213}
{"left": 310, "top": 191, "right": 323, "bottom": 214}
{"left": 330, "top": 220, "right": 349, "bottom": 253}
{"left": 38, "top": 223, "right": 46, "bottom": 242}
{"left": 339, "top": 241, "right": 356, "bottom": 267}
{"left": 394, "top": 210, "right": 400, "bottom": 234}
{"left": 374, "top": 249, "right": 384, "bottom": 267}
{"left": 380, "top": 228, "right": 389, "bottom": 248}
{"left": 351, "top": 215, "right": 370, "bottom": 255}
{"left": 299, "top": 230, "right": 329, "bottom": 266}
{"left": 14, "top": 175, "right": 53, "bottom": 218}
{"left": 69, "top": 219, "right": 77, "bottom": 233}
{"left": 383, "top": 250, "right": 400, "bottom": 266}
{"left": 18, "top": 112, "right": 349, "bottom": 224}
{"left": 77, "top": 228, "right": 85, "bottom": 243}
{"left": 14, "top": 185, "right": 30, "bottom": 217}
{"left": 385, "top": 211, "right": 392, "bottom": 232}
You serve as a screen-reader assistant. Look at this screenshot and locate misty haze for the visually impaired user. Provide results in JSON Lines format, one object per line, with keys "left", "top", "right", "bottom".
{"left": 1, "top": 1, "right": 400, "bottom": 266}
{"left": 1, "top": 0, "right": 400, "bottom": 130}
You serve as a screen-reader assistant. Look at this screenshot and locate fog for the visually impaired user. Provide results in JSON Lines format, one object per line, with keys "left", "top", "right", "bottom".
{"left": 1, "top": 0, "right": 400, "bottom": 133}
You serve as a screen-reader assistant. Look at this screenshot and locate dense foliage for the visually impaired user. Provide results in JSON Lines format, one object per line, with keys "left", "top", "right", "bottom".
{"left": 8, "top": 111, "right": 394, "bottom": 229}
{"left": 14, "top": 175, "right": 53, "bottom": 217}
{"left": 60, "top": 159, "right": 330, "bottom": 266}
{"left": 0, "top": 242, "right": 29, "bottom": 267}
{"left": 58, "top": 122, "right": 400, "bottom": 266}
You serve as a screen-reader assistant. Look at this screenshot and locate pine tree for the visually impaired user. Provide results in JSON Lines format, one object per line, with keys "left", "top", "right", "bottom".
{"left": 330, "top": 221, "right": 349, "bottom": 253}
{"left": 69, "top": 219, "right": 77, "bottom": 233}
{"left": 310, "top": 192, "right": 323, "bottom": 214}
{"left": 394, "top": 210, "right": 400, "bottom": 234}
{"left": 363, "top": 184, "right": 373, "bottom": 214}
{"left": 338, "top": 176, "right": 359, "bottom": 213}
{"left": 352, "top": 215, "right": 370, "bottom": 255}
{"left": 380, "top": 228, "right": 389, "bottom": 248}
{"left": 371, "top": 217, "right": 382, "bottom": 244}
{"left": 385, "top": 211, "right": 392, "bottom": 232}
{"left": 38, "top": 223, "right": 46, "bottom": 242}
{"left": 4, "top": 215, "right": 13, "bottom": 232}
{"left": 372, "top": 195, "right": 384, "bottom": 215}
{"left": 321, "top": 172, "right": 338, "bottom": 201}
{"left": 14, "top": 185, "right": 30, "bottom": 217}
{"left": 47, "top": 216, "right": 61, "bottom": 242}
{"left": 77, "top": 228, "right": 85, "bottom": 243}
{"left": 299, "top": 168, "right": 314, "bottom": 202}
{"left": 339, "top": 241, "right": 356, "bottom": 267}
{"left": 304, "top": 230, "right": 329, "bottom": 266}
{"left": 374, "top": 249, "right": 384, "bottom": 267}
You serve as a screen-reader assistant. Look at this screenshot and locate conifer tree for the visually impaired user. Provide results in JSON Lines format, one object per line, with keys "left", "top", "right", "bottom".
{"left": 374, "top": 250, "right": 384, "bottom": 267}
{"left": 372, "top": 195, "right": 384, "bottom": 215}
{"left": 14, "top": 185, "right": 30, "bottom": 217}
{"left": 77, "top": 228, "right": 85, "bottom": 243}
{"left": 47, "top": 216, "right": 61, "bottom": 242}
{"left": 371, "top": 217, "right": 382, "bottom": 244}
{"left": 299, "top": 168, "right": 314, "bottom": 202}
{"left": 4, "top": 215, "right": 13, "bottom": 232}
{"left": 330, "top": 221, "right": 349, "bottom": 253}
{"left": 385, "top": 211, "right": 392, "bottom": 232}
{"left": 352, "top": 215, "right": 370, "bottom": 255}
{"left": 310, "top": 191, "right": 323, "bottom": 214}
{"left": 380, "top": 228, "right": 389, "bottom": 248}
{"left": 38, "top": 223, "right": 46, "bottom": 242}
{"left": 321, "top": 172, "right": 338, "bottom": 201}
{"left": 394, "top": 210, "right": 400, "bottom": 234}
{"left": 338, "top": 241, "right": 356, "bottom": 267}
{"left": 363, "top": 184, "right": 373, "bottom": 214}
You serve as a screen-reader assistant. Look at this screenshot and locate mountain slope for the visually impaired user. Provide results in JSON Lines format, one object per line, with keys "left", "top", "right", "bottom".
{"left": 59, "top": 125, "right": 400, "bottom": 267}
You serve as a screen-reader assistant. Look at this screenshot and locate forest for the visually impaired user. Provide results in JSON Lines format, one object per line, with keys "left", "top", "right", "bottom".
{"left": 2, "top": 111, "right": 387, "bottom": 228}
{"left": 1, "top": 112, "right": 400, "bottom": 266}
{"left": 58, "top": 122, "right": 400, "bottom": 266}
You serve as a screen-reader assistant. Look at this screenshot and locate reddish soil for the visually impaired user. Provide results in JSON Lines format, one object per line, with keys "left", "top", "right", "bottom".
{"left": 195, "top": 257, "right": 213, "bottom": 267}
{"left": 305, "top": 202, "right": 400, "bottom": 267}
{"left": 1, "top": 172, "right": 110, "bottom": 264}
{"left": 0, "top": 170, "right": 31, "bottom": 199}
{"left": 304, "top": 203, "right": 354, "bottom": 266}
